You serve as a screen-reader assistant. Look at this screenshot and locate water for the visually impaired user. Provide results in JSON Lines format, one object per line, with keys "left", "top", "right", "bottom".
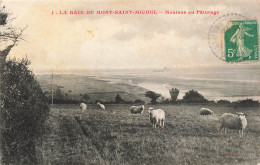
{"left": 92, "top": 65, "right": 260, "bottom": 101}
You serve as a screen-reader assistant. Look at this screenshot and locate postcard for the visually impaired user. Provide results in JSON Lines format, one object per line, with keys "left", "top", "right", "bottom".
{"left": 0, "top": 0, "right": 259, "bottom": 164}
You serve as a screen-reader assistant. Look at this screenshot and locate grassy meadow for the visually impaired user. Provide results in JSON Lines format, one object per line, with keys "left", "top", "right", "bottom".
{"left": 39, "top": 104, "right": 260, "bottom": 165}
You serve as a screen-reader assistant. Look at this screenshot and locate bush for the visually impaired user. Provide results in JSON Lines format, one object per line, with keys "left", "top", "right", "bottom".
{"left": 217, "top": 100, "right": 231, "bottom": 104}
{"left": 160, "top": 98, "right": 171, "bottom": 104}
{"left": 115, "top": 94, "right": 125, "bottom": 104}
{"left": 1, "top": 58, "right": 50, "bottom": 164}
{"left": 169, "top": 88, "right": 180, "bottom": 103}
{"left": 232, "top": 98, "right": 259, "bottom": 107}
{"left": 145, "top": 91, "right": 161, "bottom": 104}
{"left": 182, "top": 90, "right": 208, "bottom": 103}
{"left": 81, "top": 93, "right": 90, "bottom": 103}
{"left": 134, "top": 99, "right": 145, "bottom": 104}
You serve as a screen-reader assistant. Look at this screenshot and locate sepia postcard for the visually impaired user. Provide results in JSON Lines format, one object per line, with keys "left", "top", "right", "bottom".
{"left": 0, "top": 0, "right": 260, "bottom": 164}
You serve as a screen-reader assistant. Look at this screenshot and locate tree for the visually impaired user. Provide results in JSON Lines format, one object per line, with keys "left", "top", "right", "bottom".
{"left": 0, "top": 4, "right": 49, "bottom": 164}
{"left": 145, "top": 91, "right": 161, "bottom": 104}
{"left": 81, "top": 93, "right": 90, "bottom": 103}
{"left": 54, "top": 87, "right": 64, "bottom": 100}
{"left": 1, "top": 58, "right": 50, "bottom": 164}
{"left": 182, "top": 90, "right": 207, "bottom": 103}
{"left": 169, "top": 88, "right": 180, "bottom": 103}
{"left": 115, "top": 94, "right": 124, "bottom": 103}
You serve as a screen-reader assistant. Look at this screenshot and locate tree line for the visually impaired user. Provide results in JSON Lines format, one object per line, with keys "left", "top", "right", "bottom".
{"left": 48, "top": 86, "right": 259, "bottom": 107}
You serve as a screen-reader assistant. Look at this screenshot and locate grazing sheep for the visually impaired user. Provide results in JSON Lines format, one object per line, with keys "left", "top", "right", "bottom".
{"left": 79, "top": 103, "right": 87, "bottom": 112}
{"left": 130, "top": 105, "right": 145, "bottom": 114}
{"left": 97, "top": 102, "right": 105, "bottom": 110}
{"left": 220, "top": 112, "right": 247, "bottom": 137}
{"left": 200, "top": 108, "right": 214, "bottom": 116}
{"left": 148, "top": 107, "right": 165, "bottom": 128}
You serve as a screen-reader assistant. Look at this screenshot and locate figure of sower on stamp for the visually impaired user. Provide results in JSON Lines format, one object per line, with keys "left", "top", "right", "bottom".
{"left": 224, "top": 20, "right": 258, "bottom": 62}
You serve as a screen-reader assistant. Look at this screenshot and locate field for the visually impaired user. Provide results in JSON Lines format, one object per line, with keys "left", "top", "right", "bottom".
{"left": 40, "top": 104, "right": 260, "bottom": 165}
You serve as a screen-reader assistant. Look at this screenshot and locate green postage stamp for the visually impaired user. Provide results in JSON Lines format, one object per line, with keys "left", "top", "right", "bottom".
{"left": 224, "top": 20, "right": 258, "bottom": 62}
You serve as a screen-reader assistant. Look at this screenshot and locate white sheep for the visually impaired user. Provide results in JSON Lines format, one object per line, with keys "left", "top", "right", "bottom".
{"left": 130, "top": 105, "right": 145, "bottom": 114}
{"left": 148, "top": 107, "right": 165, "bottom": 128}
{"left": 219, "top": 112, "right": 247, "bottom": 138}
{"left": 79, "top": 103, "right": 87, "bottom": 112}
{"left": 200, "top": 108, "right": 214, "bottom": 116}
{"left": 97, "top": 102, "right": 105, "bottom": 110}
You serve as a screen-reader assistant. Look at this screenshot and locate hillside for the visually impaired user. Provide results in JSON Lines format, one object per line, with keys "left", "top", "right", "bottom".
{"left": 39, "top": 104, "right": 260, "bottom": 164}
{"left": 36, "top": 74, "right": 149, "bottom": 103}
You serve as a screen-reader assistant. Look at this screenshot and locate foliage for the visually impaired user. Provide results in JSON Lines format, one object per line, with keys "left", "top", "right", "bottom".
{"left": 169, "top": 88, "right": 180, "bottom": 103}
{"left": 145, "top": 91, "right": 161, "bottom": 104}
{"left": 0, "top": 12, "right": 7, "bottom": 25}
{"left": 232, "top": 98, "right": 259, "bottom": 107}
{"left": 182, "top": 90, "right": 208, "bottom": 103}
{"left": 217, "top": 99, "right": 231, "bottom": 104}
{"left": 81, "top": 93, "right": 90, "bottom": 103}
{"left": 115, "top": 94, "right": 125, "bottom": 104}
{"left": 1, "top": 58, "right": 50, "bottom": 164}
{"left": 134, "top": 99, "right": 145, "bottom": 104}
{"left": 54, "top": 86, "right": 64, "bottom": 100}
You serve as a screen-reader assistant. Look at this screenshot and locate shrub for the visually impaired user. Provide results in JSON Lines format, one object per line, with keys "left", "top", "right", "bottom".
{"left": 81, "top": 93, "right": 90, "bottom": 103}
{"left": 1, "top": 58, "right": 50, "bottom": 164}
{"left": 134, "top": 99, "right": 145, "bottom": 104}
{"left": 169, "top": 88, "right": 180, "bottom": 103}
{"left": 232, "top": 98, "right": 259, "bottom": 107}
{"left": 217, "top": 99, "right": 231, "bottom": 104}
{"left": 115, "top": 94, "right": 125, "bottom": 104}
{"left": 182, "top": 90, "right": 208, "bottom": 103}
{"left": 145, "top": 91, "right": 161, "bottom": 104}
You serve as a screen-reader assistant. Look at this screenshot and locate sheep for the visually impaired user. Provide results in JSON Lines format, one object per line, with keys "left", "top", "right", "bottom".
{"left": 219, "top": 112, "right": 247, "bottom": 138}
{"left": 79, "top": 103, "right": 87, "bottom": 112}
{"left": 130, "top": 105, "right": 145, "bottom": 114}
{"left": 148, "top": 107, "right": 165, "bottom": 128}
{"left": 200, "top": 108, "right": 214, "bottom": 116}
{"left": 97, "top": 102, "right": 105, "bottom": 110}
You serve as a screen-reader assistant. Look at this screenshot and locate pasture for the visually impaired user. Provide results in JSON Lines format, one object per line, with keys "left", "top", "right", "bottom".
{"left": 40, "top": 104, "right": 260, "bottom": 165}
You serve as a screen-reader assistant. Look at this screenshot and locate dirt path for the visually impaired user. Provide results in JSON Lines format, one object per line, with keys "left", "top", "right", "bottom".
{"left": 41, "top": 113, "right": 106, "bottom": 164}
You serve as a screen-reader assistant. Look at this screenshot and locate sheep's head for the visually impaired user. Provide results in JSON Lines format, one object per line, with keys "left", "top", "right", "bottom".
{"left": 97, "top": 102, "right": 100, "bottom": 105}
{"left": 236, "top": 112, "right": 246, "bottom": 116}
{"left": 148, "top": 107, "right": 154, "bottom": 114}
{"left": 236, "top": 112, "right": 246, "bottom": 121}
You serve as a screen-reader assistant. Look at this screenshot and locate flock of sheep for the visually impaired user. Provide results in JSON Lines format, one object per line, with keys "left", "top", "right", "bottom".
{"left": 79, "top": 103, "right": 248, "bottom": 138}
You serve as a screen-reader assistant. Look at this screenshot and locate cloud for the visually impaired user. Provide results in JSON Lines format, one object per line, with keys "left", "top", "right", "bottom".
{"left": 4, "top": 0, "right": 260, "bottom": 73}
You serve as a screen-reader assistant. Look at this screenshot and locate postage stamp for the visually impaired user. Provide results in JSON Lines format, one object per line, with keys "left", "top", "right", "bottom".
{"left": 224, "top": 20, "right": 258, "bottom": 62}
{"left": 208, "top": 13, "right": 248, "bottom": 61}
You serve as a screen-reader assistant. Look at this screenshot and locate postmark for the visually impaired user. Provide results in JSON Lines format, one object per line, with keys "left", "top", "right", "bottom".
{"left": 208, "top": 13, "right": 259, "bottom": 63}
{"left": 224, "top": 20, "right": 258, "bottom": 62}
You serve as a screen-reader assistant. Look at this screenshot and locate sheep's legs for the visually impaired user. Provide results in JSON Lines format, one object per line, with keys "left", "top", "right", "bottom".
{"left": 239, "top": 130, "right": 244, "bottom": 138}
{"left": 219, "top": 126, "right": 223, "bottom": 135}
{"left": 159, "top": 120, "right": 162, "bottom": 127}
{"left": 161, "top": 120, "right": 164, "bottom": 127}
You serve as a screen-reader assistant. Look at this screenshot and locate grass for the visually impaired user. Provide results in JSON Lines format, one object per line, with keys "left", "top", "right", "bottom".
{"left": 40, "top": 104, "right": 260, "bottom": 165}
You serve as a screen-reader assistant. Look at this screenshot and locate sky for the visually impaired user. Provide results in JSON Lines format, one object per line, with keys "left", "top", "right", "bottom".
{"left": 2, "top": 0, "right": 260, "bottom": 73}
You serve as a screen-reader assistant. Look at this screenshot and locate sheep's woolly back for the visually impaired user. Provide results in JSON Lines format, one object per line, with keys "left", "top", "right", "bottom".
{"left": 149, "top": 109, "right": 165, "bottom": 120}
{"left": 200, "top": 108, "right": 213, "bottom": 115}
{"left": 220, "top": 113, "right": 247, "bottom": 130}
{"left": 130, "top": 105, "right": 145, "bottom": 113}
{"left": 80, "top": 103, "right": 87, "bottom": 111}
